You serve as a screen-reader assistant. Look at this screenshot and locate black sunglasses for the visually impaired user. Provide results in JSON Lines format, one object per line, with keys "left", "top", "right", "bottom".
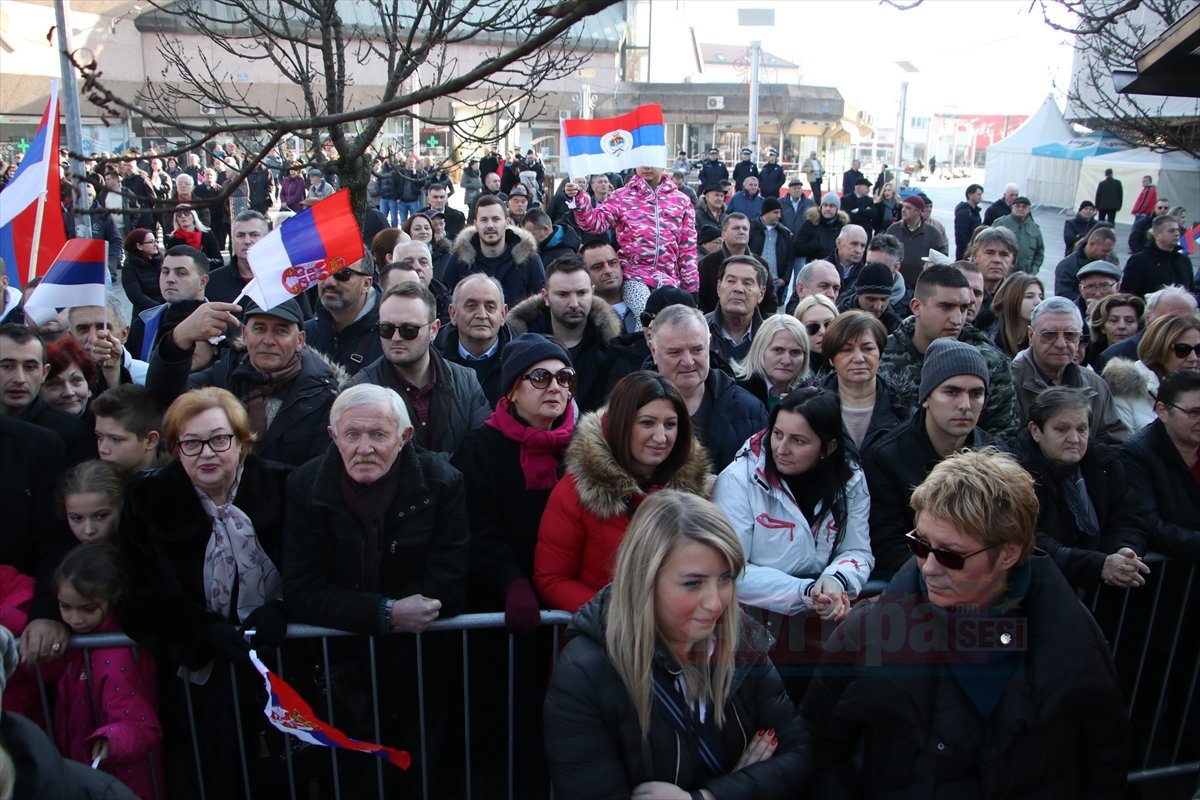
{"left": 1171, "top": 342, "right": 1200, "bottom": 359}
{"left": 639, "top": 311, "right": 656, "bottom": 328}
{"left": 333, "top": 267, "right": 371, "bottom": 281}
{"left": 522, "top": 367, "right": 576, "bottom": 391}
{"left": 377, "top": 321, "right": 431, "bottom": 340}
{"left": 804, "top": 321, "right": 828, "bottom": 336}
{"left": 904, "top": 531, "right": 998, "bottom": 571}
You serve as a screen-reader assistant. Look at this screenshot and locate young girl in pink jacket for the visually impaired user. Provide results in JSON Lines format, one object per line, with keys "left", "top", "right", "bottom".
{"left": 51, "top": 542, "right": 163, "bottom": 800}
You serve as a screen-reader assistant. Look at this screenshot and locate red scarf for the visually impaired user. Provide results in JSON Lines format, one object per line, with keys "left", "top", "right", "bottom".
{"left": 483, "top": 397, "right": 575, "bottom": 490}
{"left": 173, "top": 228, "right": 202, "bottom": 248}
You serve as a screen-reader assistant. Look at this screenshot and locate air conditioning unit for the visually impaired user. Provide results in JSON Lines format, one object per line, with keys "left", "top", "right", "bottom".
{"left": 200, "top": 104, "right": 217, "bottom": 117}
{"left": 707, "top": 96, "right": 725, "bottom": 110}
{"left": 558, "top": 109, "right": 572, "bottom": 120}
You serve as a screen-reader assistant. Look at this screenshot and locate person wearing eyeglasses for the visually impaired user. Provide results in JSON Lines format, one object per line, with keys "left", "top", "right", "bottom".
{"left": 120, "top": 386, "right": 292, "bottom": 798}
{"left": 803, "top": 448, "right": 1131, "bottom": 797}
{"left": 1121, "top": 214, "right": 1195, "bottom": 298}
{"left": 283, "top": 382, "right": 469, "bottom": 797}
{"left": 1120, "top": 370, "right": 1200, "bottom": 563}
{"left": 450, "top": 334, "right": 576, "bottom": 795}
{"left": 535, "top": 371, "right": 711, "bottom": 613}
{"left": 302, "top": 254, "right": 382, "bottom": 375}
{"left": 794, "top": 294, "right": 837, "bottom": 376}
{"left": 165, "top": 206, "right": 223, "bottom": 270}
{"left": 506, "top": 254, "right": 620, "bottom": 413}
{"left": 1103, "top": 314, "right": 1200, "bottom": 434}
{"left": 145, "top": 297, "right": 338, "bottom": 466}
{"left": 1011, "top": 297, "right": 1129, "bottom": 445}
{"left": 348, "top": 282, "right": 487, "bottom": 455}
{"left": 1054, "top": 225, "right": 1117, "bottom": 302}
{"left": 121, "top": 227, "right": 164, "bottom": 314}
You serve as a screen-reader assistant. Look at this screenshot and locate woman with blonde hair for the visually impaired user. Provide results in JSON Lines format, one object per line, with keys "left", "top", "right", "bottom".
{"left": 795, "top": 294, "right": 838, "bottom": 375}
{"left": 165, "top": 206, "right": 223, "bottom": 269}
{"left": 543, "top": 490, "right": 810, "bottom": 799}
{"left": 1103, "top": 313, "right": 1200, "bottom": 433}
{"left": 989, "top": 272, "right": 1044, "bottom": 358}
{"left": 872, "top": 181, "right": 899, "bottom": 233}
{"left": 733, "top": 314, "right": 811, "bottom": 410}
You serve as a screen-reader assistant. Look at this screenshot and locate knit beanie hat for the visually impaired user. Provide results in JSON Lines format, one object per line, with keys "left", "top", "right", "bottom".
{"left": 902, "top": 194, "right": 926, "bottom": 212}
{"left": 761, "top": 197, "right": 782, "bottom": 215}
{"left": 501, "top": 333, "right": 573, "bottom": 395}
{"left": 820, "top": 191, "right": 840, "bottom": 207}
{"left": 855, "top": 262, "right": 894, "bottom": 296}
{"left": 919, "top": 338, "right": 990, "bottom": 404}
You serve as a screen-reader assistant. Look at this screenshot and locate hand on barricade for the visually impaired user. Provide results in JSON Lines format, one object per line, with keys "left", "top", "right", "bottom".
{"left": 19, "top": 619, "right": 69, "bottom": 665}
{"left": 1101, "top": 548, "right": 1150, "bottom": 589}
{"left": 504, "top": 578, "right": 542, "bottom": 635}
{"left": 206, "top": 620, "right": 250, "bottom": 662}
{"left": 390, "top": 594, "right": 441, "bottom": 634}
{"left": 242, "top": 601, "right": 288, "bottom": 649}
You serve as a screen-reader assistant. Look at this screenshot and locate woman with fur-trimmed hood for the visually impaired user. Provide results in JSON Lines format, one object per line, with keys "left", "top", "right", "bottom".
{"left": 792, "top": 195, "right": 850, "bottom": 266}
{"left": 534, "top": 372, "right": 712, "bottom": 612}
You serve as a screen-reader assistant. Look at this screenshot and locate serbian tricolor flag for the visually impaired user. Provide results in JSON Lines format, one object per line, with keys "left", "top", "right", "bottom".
{"left": 561, "top": 104, "right": 667, "bottom": 177}
{"left": 249, "top": 649, "right": 411, "bottom": 769}
{"left": 0, "top": 81, "right": 66, "bottom": 288}
{"left": 239, "top": 189, "right": 363, "bottom": 310}
{"left": 1183, "top": 222, "right": 1200, "bottom": 255}
{"left": 22, "top": 239, "right": 109, "bottom": 325}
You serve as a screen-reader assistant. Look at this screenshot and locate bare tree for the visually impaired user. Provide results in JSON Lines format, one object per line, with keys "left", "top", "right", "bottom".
{"left": 69, "top": 0, "right": 619, "bottom": 219}
{"left": 1033, "top": 0, "right": 1200, "bottom": 157}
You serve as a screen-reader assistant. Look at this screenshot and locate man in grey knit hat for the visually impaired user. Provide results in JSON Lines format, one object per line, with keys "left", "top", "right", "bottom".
{"left": 862, "top": 337, "right": 997, "bottom": 578}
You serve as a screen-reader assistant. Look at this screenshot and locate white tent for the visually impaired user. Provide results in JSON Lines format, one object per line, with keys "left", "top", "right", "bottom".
{"left": 1075, "top": 148, "right": 1200, "bottom": 227}
{"left": 983, "top": 95, "right": 1073, "bottom": 201}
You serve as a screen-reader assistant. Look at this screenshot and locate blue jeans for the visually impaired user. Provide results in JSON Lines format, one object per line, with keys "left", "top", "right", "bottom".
{"left": 380, "top": 198, "right": 399, "bottom": 227}
{"left": 398, "top": 200, "right": 421, "bottom": 224}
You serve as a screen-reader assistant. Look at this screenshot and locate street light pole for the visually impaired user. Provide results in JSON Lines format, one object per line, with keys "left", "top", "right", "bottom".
{"left": 748, "top": 41, "right": 761, "bottom": 155}
{"left": 54, "top": 0, "right": 87, "bottom": 234}
{"left": 896, "top": 80, "right": 909, "bottom": 167}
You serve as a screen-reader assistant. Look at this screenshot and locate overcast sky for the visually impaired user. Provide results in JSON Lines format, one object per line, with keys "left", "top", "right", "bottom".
{"left": 677, "top": 0, "right": 1078, "bottom": 117}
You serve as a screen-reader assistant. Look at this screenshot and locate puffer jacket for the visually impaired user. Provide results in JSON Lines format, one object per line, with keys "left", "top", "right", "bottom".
{"left": 1100, "top": 358, "right": 1157, "bottom": 435}
{"left": 793, "top": 206, "right": 848, "bottom": 263}
{"left": 712, "top": 430, "right": 873, "bottom": 614}
{"left": 544, "top": 587, "right": 811, "bottom": 800}
{"left": 533, "top": 409, "right": 711, "bottom": 612}
{"left": 572, "top": 174, "right": 699, "bottom": 292}
{"left": 440, "top": 225, "right": 546, "bottom": 308}
{"left": 820, "top": 371, "right": 916, "bottom": 459}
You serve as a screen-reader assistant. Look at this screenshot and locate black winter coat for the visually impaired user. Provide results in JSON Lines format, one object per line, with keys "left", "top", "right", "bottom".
{"left": 147, "top": 340, "right": 338, "bottom": 467}
{"left": 732, "top": 160, "right": 758, "bottom": 191}
{"left": 18, "top": 395, "right": 96, "bottom": 466}
{"left": 434, "top": 322, "right": 514, "bottom": 408}
{"left": 120, "top": 455, "right": 290, "bottom": 668}
{"left": 1095, "top": 176, "right": 1123, "bottom": 211}
{"left": 544, "top": 587, "right": 811, "bottom": 799}
{"left": 983, "top": 197, "right": 1011, "bottom": 226}
{"left": 953, "top": 201, "right": 982, "bottom": 260}
{"left": 692, "top": 368, "right": 768, "bottom": 472}
{"left": 1121, "top": 419, "right": 1200, "bottom": 561}
{"left": 302, "top": 286, "right": 383, "bottom": 375}
{"left": 440, "top": 226, "right": 546, "bottom": 308}
{"left": 1062, "top": 213, "right": 1097, "bottom": 256}
{"left": 1013, "top": 432, "right": 1148, "bottom": 589}
{"left": 450, "top": 422, "right": 567, "bottom": 609}
{"left": 347, "top": 347, "right": 489, "bottom": 455}
{"left": 802, "top": 557, "right": 1130, "bottom": 799}
{"left": 793, "top": 208, "right": 848, "bottom": 262}
{"left": 861, "top": 411, "right": 995, "bottom": 579}
{"left": 759, "top": 162, "right": 786, "bottom": 198}
{"left": 165, "top": 228, "right": 223, "bottom": 270}
{"left": 1121, "top": 242, "right": 1194, "bottom": 298}
{"left": 418, "top": 204, "right": 466, "bottom": 241}
{"left": 282, "top": 442, "right": 469, "bottom": 634}
{"left": 820, "top": 371, "right": 916, "bottom": 463}
{"left": 120, "top": 251, "right": 163, "bottom": 313}
{"left": 840, "top": 193, "right": 875, "bottom": 235}
{"left": 749, "top": 218, "right": 796, "bottom": 287}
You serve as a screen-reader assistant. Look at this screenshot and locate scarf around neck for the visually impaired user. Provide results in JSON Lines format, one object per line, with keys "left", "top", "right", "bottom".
{"left": 234, "top": 352, "right": 303, "bottom": 437}
{"left": 483, "top": 396, "right": 575, "bottom": 490}
{"left": 173, "top": 228, "right": 203, "bottom": 248}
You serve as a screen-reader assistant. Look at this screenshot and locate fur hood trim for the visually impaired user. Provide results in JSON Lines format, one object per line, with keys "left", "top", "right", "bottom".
{"left": 450, "top": 225, "right": 539, "bottom": 268}
{"left": 1102, "top": 357, "right": 1158, "bottom": 399}
{"left": 506, "top": 294, "right": 622, "bottom": 344}
{"left": 565, "top": 409, "right": 711, "bottom": 519}
{"left": 306, "top": 345, "right": 352, "bottom": 388}
{"left": 804, "top": 206, "right": 850, "bottom": 226}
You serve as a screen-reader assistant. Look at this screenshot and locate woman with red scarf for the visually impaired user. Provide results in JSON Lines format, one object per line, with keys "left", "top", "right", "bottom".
{"left": 166, "top": 206, "right": 223, "bottom": 269}
{"left": 451, "top": 332, "right": 578, "bottom": 798}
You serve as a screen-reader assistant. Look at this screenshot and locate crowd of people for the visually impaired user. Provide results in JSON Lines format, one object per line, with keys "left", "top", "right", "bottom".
{"left": 0, "top": 141, "right": 1198, "bottom": 799}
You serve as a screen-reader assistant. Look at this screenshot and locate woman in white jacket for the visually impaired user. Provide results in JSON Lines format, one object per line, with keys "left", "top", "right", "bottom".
{"left": 713, "top": 387, "right": 873, "bottom": 625}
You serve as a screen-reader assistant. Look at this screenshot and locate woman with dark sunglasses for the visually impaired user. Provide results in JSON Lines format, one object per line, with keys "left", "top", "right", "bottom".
{"left": 1102, "top": 313, "right": 1200, "bottom": 434}
{"left": 534, "top": 371, "right": 711, "bottom": 613}
{"left": 802, "top": 448, "right": 1131, "bottom": 798}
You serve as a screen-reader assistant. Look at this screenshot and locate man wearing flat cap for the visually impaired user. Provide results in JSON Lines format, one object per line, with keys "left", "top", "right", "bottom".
{"left": 696, "top": 181, "right": 727, "bottom": 236}
{"left": 840, "top": 177, "right": 875, "bottom": 235}
{"left": 994, "top": 196, "right": 1045, "bottom": 275}
{"left": 146, "top": 296, "right": 340, "bottom": 465}
{"left": 733, "top": 147, "right": 759, "bottom": 192}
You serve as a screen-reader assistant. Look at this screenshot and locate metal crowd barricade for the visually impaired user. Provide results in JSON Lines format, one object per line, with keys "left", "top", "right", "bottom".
{"left": 39, "top": 564, "right": 1200, "bottom": 797}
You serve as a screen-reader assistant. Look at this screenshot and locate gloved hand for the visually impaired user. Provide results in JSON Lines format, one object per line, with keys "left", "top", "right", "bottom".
{"left": 504, "top": 578, "right": 542, "bottom": 635}
{"left": 205, "top": 620, "right": 250, "bottom": 663}
{"left": 242, "top": 601, "right": 288, "bottom": 649}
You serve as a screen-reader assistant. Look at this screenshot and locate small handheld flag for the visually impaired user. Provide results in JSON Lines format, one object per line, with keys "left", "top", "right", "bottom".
{"left": 240, "top": 189, "right": 364, "bottom": 310}
{"left": 561, "top": 105, "right": 667, "bottom": 177}
{"left": 23, "top": 239, "right": 109, "bottom": 325}
{"left": 1183, "top": 222, "right": 1200, "bottom": 256}
{"left": 249, "top": 649, "right": 412, "bottom": 770}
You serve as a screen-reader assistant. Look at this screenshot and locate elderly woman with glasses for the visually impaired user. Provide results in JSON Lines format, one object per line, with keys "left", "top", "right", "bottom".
{"left": 535, "top": 371, "right": 712, "bottom": 613}
{"left": 119, "top": 387, "right": 291, "bottom": 798}
{"left": 802, "top": 448, "right": 1131, "bottom": 797}
{"left": 1103, "top": 314, "right": 1200, "bottom": 434}
{"left": 121, "top": 227, "right": 164, "bottom": 313}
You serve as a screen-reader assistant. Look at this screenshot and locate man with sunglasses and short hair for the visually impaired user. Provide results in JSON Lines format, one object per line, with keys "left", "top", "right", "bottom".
{"left": 804, "top": 448, "right": 1131, "bottom": 796}
{"left": 304, "top": 254, "right": 383, "bottom": 375}
{"left": 863, "top": 338, "right": 996, "bottom": 579}
{"left": 146, "top": 296, "right": 338, "bottom": 465}
{"left": 1010, "top": 296, "right": 1129, "bottom": 444}
{"left": 349, "top": 282, "right": 488, "bottom": 454}
{"left": 505, "top": 254, "right": 619, "bottom": 412}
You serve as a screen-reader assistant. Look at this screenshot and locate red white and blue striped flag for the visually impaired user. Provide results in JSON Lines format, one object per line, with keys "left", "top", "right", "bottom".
{"left": 561, "top": 104, "right": 667, "bottom": 176}
{"left": 249, "top": 649, "right": 412, "bottom": 769}
{"left": 239, "top": 189, "right": 364, "bottom": 310}
{"left": 0, "top": 81, "right": 66, "bottom": 287}
{"left": 22, "top": 239, "right": 109, "bottom": 325}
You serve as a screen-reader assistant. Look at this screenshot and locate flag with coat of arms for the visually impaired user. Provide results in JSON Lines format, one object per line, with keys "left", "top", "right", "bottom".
{"left": 561, "top": 105, "right": 668, "bottom": 177}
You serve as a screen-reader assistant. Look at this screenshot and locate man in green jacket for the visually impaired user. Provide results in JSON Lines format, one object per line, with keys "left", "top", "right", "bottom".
{"left": 994, "top": 196, "right": 1045, "bottom": 275}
